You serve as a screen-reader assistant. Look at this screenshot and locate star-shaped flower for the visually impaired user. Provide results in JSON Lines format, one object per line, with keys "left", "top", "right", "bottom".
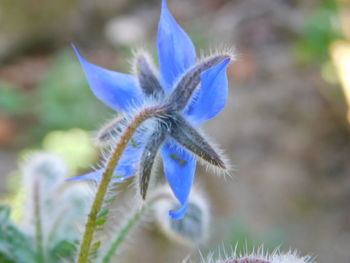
{"left": 70, "top": 0, "right": 233, "bottom": 219}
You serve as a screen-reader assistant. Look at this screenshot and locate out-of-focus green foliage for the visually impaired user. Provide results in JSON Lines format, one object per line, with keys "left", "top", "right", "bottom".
{"left": 0, "top": 206, "right": 37, "bottom": 263}
{"left": 36, "top": 49, "right": 111, "bottom": 132}
{"left": 49, "top": 240, "right": 77, "bottom": 261}
{"left": 0, "top": 81, "right": 27, "bottom": 116}
{"left": 0, "top": 205, "right": 79, "bottom": 263}
{"left": 0, "top": 49, "right": 113, "bottom": 145}
{"left": 294, "top": 0, "right": 341, "bottom": 63}
{"left": 1, "top": 152, "right": 91, "bottom": 262}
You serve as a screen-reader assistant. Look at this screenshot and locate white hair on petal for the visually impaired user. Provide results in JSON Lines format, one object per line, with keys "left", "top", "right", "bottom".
{"left": 198, "top": 45, "right": 236, "bottom": 63}
{"left": 179, "top": 125, "right": 234, "bottom": 179}
{"left": 130, "top": 48, "right": 160, "bottom": 79}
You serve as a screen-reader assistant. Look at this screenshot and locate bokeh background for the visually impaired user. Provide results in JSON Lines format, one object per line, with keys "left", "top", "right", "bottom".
{"left": 1, "top": 0, "right": 350, "bottom": 262}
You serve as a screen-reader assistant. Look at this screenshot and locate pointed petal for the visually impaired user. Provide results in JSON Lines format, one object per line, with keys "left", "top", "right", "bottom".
{"left": 157, "top": 0, "right": 196, "bottom": 90}
{"left": 185, "top": 58, "right": 231, "bottom": 126}
{"left": 136, "top": 53, "right": 164, "bottom": 97}
{"left": 166, "top": 55, "right": 230, "bottom": 112}
{"left": 139, "top": 127, "right": 167, "bottom": 199}
{"left": 170, "top": 115, "right": 225, "bottom": 168}
{"left": 67, "top": 168, "right": 135, "bottom": 183}
{"left": 67, "top": 170, "right": 102, "bottom": 181}
{"left": 73, "top": 45, "right": 142, "bottom": 112}
{"left": 161, "top": 141, "right": 196, "bottom": 219}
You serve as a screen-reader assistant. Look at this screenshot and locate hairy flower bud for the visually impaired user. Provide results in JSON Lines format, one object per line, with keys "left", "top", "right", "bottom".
{"left": 21, "top": 152, "right": 68, "bottom": 198}
{"left": 152, "top": 186, "right": 209, "bottom": 246}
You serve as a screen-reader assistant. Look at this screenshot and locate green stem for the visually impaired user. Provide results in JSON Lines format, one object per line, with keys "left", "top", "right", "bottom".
{"left": 101, "top": 206, "right": 147, "bottom": 263}
{"left": 76, "top": 106, "right": 164, "bottom": 263}
{"left": 34, "top": 180, "right": 44, "bottom": 263}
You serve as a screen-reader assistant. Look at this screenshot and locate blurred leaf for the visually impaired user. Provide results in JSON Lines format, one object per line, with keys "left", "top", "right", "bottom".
{"left": 294, "top": 0, "right": 341, "bottom": 63}
{"left": 0, "top": 206, "right": 37, "bottom": 263}
{"left": 89, "top": 240, "right": 101, "bottom": 260}
{"left": 0, "top": 206, "right": 11, "bottom": 223}
{"left": 50, "top": 240, "right": 77, "bottom": 261}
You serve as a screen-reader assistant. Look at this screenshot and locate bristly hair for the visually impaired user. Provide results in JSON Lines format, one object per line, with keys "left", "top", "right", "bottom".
{"left": 184, "top": 245, "right": 316, "bottom": 263}
{"left": 198, "top": 45, "right": 236, "bottom": 64}
{"left": 186, "top": 126, "right": 233, "bottom": 177}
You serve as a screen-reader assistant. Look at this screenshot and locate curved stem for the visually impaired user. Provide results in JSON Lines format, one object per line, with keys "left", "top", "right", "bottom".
{"left": 76, "top": 106, "right": 165, "bottom": 263}
{"left": 101, "top": 206, "right": 147, "bottom": 263}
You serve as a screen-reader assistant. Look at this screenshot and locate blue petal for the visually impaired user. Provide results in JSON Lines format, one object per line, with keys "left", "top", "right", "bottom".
{"left": 68, "top": 135, "right": 145, "bottom": 182}
{"left": 73, "top": 45, "right": 143, "bottom": 112}
{"left": 67, "top": 167, "right": 134, "bottom": 183}
{"left": 161, "top": 140, "right": 196, "bottom": 219}
{"left": 169, "top": 202, "right": 188, "bottom": 220}
{"left": 157, "top": 0, "right": 196, "bottom": 90}
{"left": 185, "top": 58, "right": 230, "bottom": 126}
{"left": 67, "top": 170, "right": 102, "bottom": 181}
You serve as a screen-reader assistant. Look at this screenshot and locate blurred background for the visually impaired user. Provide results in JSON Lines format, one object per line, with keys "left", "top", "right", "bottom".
{"left": 0, "top": 0, "right": 350, "bottom": 262}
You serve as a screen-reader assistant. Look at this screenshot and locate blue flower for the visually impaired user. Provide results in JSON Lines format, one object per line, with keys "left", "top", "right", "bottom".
{"left": 70, "top": 0, "right": 233, "bottom": 219}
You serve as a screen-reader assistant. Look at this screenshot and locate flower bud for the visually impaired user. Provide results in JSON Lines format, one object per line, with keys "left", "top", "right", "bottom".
{"left": 152, "top": 186, "right": 209, "bottom": 246}
{"left": 19, "top": 152, "right": 69, "bottom": 235}
{"left": 21, "top": 151, "right": 68, "bottom": 195}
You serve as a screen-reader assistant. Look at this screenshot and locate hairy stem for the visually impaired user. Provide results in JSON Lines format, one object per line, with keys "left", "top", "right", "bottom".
{"left": 33, "top": 180, "right": 44, "bottom": 263}
{"left": 101, "top": 206, "right": 147, "bottom": 263}
{"left": 76, "top": 106, "right": 164, "bottom": 263}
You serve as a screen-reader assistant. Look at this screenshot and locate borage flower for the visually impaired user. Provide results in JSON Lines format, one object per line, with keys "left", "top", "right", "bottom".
{"left": 70, "top": 0, "right": 234, "bottom": 219}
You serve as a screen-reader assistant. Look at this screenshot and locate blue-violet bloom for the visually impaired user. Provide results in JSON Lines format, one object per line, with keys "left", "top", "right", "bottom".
{"left": 70, "top": 0, "right": 233, "bottom": 219}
